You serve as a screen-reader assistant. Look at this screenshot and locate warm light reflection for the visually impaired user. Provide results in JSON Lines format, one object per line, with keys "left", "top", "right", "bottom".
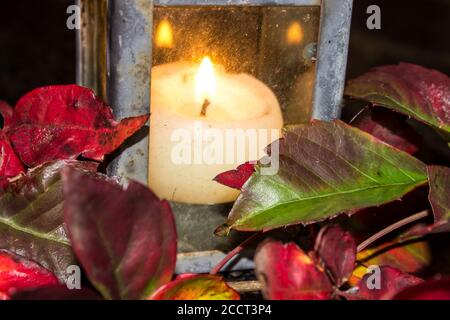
{"left": 155, "top": 19, "right": 174, "bottom": 48}
{"left": 195, "top": 57, "right": 217, "bottom": 103}
{"left": 286, "top": 21, "right": 304, "bottom": 45}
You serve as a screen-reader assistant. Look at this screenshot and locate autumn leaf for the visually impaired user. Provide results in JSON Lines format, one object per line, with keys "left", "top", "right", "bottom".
{"left": 314, "top": 225, "right": 356, "bottom": 286}
{"left": 217, "top": 120, "right": 428, "bottom": 234}
{"left": 11, "top": 285, "right": 101, "bottom": 300}
{"left": 0, "top": 130, "right": 25, "bottom": 183}
{"left": 350, "top": 266, "right": 423, "bottom": 300}
{"left": 0, "top": 160, "right": 97, "bottom": 280}
{"left": 254, "top": 240, "right": 333, "bottom": 300}
{"left": 345, "top": 63, "right": 450, "bottom": 133}
{"left": 214, "top": 162, "right": 255, "bottom": 190}
{"left": 392, "top": 279, "right": 450, "bottom": 300}
{"left": 62, "top": 167, "right": 177, "bottom": 300}
{"left": 0, "top": 250, "right": 58, "bottom": 299}
{"left": 150, "top": 274, "right": 240, "bottom": 300}
{"left": 351, "top": 107, "right": 421, "bottom": 154}
{"left": 0, "top": 100, "right": 13, "bottom": 130}
{"left": 427, "top": 166, "right": 450, "bottom": 232}
{"left": 0, "top": 101, "right": 24, "bottom": 185}
{"left": 350, "top": 240, "right": 431, "bottom": 286}
{"left": 8, "top": 85, "right": 149, "bottom": 167}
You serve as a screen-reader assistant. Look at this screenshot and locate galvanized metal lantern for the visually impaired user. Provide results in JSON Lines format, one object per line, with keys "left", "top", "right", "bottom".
{"left": 76, "top": 0, "right": 353, "bottom": 273}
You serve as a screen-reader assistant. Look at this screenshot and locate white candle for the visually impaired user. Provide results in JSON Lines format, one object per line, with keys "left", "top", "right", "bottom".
{"left": 149, "top": 58, "right": 283, "bottom": 204}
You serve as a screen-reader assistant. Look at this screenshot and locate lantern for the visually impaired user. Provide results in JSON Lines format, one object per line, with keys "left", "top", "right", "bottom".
{"left": 76, "top": 0, "right": 353, "bottom": 273}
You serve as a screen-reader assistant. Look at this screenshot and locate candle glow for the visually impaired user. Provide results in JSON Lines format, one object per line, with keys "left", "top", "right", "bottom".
{"left": 195, "top": 57, "right": 217, "bottom": 104}
{"left": 155, "top": 19, "right": 174, "bottom": 48}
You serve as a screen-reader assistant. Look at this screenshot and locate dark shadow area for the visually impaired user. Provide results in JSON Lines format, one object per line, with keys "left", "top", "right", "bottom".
{"left": 0, "top": 0, "right": 75, "bottom": 104}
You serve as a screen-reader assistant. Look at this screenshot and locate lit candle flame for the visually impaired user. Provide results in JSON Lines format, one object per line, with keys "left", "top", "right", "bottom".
{"left": 155, "top": 19, "right": 174, "bottom": 48}
{"left": 286, "top": 21, "right": 303, "bottom": 45}
{"left": 195, "top": 57, "right": 217, "bottom": 104}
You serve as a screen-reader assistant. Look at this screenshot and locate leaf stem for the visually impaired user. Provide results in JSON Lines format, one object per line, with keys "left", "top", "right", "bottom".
{"left": 210, "top": 232, "right": 261, "bottom": 275}
{"left": 357, "top": 210, "right": 429, "bottom": 253}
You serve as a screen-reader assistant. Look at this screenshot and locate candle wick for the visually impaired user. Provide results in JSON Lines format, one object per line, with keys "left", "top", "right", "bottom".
{"left": 200, "top": 99, "right": 210, "bottom": 117}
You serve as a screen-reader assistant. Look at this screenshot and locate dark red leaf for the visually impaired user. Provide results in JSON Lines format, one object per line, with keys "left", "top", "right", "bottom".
{"left": 254, "top": 240, "right": 333, "bottom": 300}
{"left": 352, "top": 107, "right": 421, "bottom": 154}
{"left": 427, "top": 166, "right": 450, "bottom": 232}
{"left": 0, "top": 131, "right": 25, "bottom": 183}
{"left": 62, "top": 166, "right": 177, "bottom": 300}
{"left": 214, "top": 162, "right": 255, "bottom": 190}
{"left": 0, "top": 160, "right": 96, "bottom": 280}
{"left": 346, "top": 63, "right": 450, "bottom": 133}
{"left": 392, "top": 278, "right": 450, "bottom": 300}
{"left": 0, "top": 250, "right": 58, "bottom": 299}
{"left": 352, "top": 266, "right": 423, "bottom": 300}
{"left": 0, "top": 100, "right": 13, "bottom": 130}
{"left": 314, "top": 225, "right": 356, "bottom": 286}
{"left": 150, "top": 274, "right": 240, "bottom": 300}
{"left": 0, "top": 100, "right": 24, "bottom": 183}
{"left": 406, "top": 166, "right": 450, "bottom": 236}
{"left": 9, "top": 85, "right": 149, "bottom": 167}
{"left": 11, "top": 285, "right": 102, "bottom": 300}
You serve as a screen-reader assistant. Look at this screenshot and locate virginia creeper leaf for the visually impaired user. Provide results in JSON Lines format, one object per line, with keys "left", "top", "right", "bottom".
{"left": 150, "top": 274, "right": 240, "bottom": 300}
{"left": 218, "top": 120, "right": 428, "bottom": 233}
{"left": 9, "top": 85, "right": 149, "bottom": 167}
{"left": 392, "top": 279, "right": 450, "bottom": 300}
{"left": 345, "top": 63, "right": 450, "bottom": 133}
{"left": 0, "top": 100, "right": 13, "bottom": 130}
{"left": 352, "top": 107, "right": 421, "bottom": 154}
{"left": 11, "top": 285, "right": 101, "bottom": 300}
{"left": 351, "top": 266, "right": 423, "bottom": 300}
{"left": 254, "top": 240, "right": 333, "bottom": 300}
{"left": 0, "top": 160, "right": 97, "bottom": 280}
{"left": 0, "top": 250, "right": 58, "bottom": 299}
{"left": 314, "top": 225, "right": 356, "bottom": 286}
{"left": 62, "top": 167, "right": 177, "bottom": 300}
{"left": 0, "top": 101, "right": 24, "bottom": 184}
{"left": 214, "top": 162, "right": 255, "bottom": 190}
{"left": 427, "top": 166, "right": 450, "bottom": 232}
{"left": 0, "top": 130, "right": 25, "bottom": 183}
{"left": 351, "top": 240, "right": 431, "bottom": 286}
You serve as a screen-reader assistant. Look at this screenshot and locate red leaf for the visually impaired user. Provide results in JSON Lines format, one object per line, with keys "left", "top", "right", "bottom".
{"left": 11, "top": 285, "right": 102, "bottom": 300}
{"left": 0, "top": 101, "right": 24, "bottom": 183}
{"left": 254, "top": 240, "right": 333, "bottom": 300}
{"left": 62, "top": 166, "right": 177, "bottom": 300}
{"left": 314, "top": 225, "right": 356, "bottom": 286}
{"left": 352, "top": 266, "right": 423, "bottom": 300}
{"left": 427, "top": 166, "right": 450, "bottom": 232}
{"left": 0, "top": 131, "right": 25, "bottom": 184}
{"left": 346, "top": 63, "right": 450, "bottom": 133}
{"left": 0, "top": 100, "right": 13, "bottom": 130}
{"left": 9, "top": 85, "right": 149, "bottom": 167}
{"left": 150, "top": 274, "right": 240, "bottom": 300}
{"left": 392, "top": 278, "right": 450, "bottom": 300}
{"left": 0, "top": 250, "right": 58, "bottom": 299}
{"left": 352, "top": 107, "right": 421, "bottom": 154}
{"left": 407, "top": 166, "right": 450, "bottom": 236}
{"left": 214, "top": 162, "right": 255, "bottom": 190}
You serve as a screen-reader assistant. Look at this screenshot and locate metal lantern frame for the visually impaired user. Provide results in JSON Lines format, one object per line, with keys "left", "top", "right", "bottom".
{"left": 76, "top": 0, "right": 353, "bottom": 274}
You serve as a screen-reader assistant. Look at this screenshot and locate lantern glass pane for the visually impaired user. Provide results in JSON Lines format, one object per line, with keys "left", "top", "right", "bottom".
{"left": 152, "top": 6, "right": 320, "bottom": 124}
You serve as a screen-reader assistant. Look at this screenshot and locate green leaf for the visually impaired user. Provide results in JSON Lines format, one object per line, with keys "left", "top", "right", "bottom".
{"left": 345, "top": 63, "right": 450, "bottom": 134}
{"left": 0, "top": 160, "right": 98, "bottom": 280}
{"left": 217, "top": 120, "right": 428, "bottom": 233}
